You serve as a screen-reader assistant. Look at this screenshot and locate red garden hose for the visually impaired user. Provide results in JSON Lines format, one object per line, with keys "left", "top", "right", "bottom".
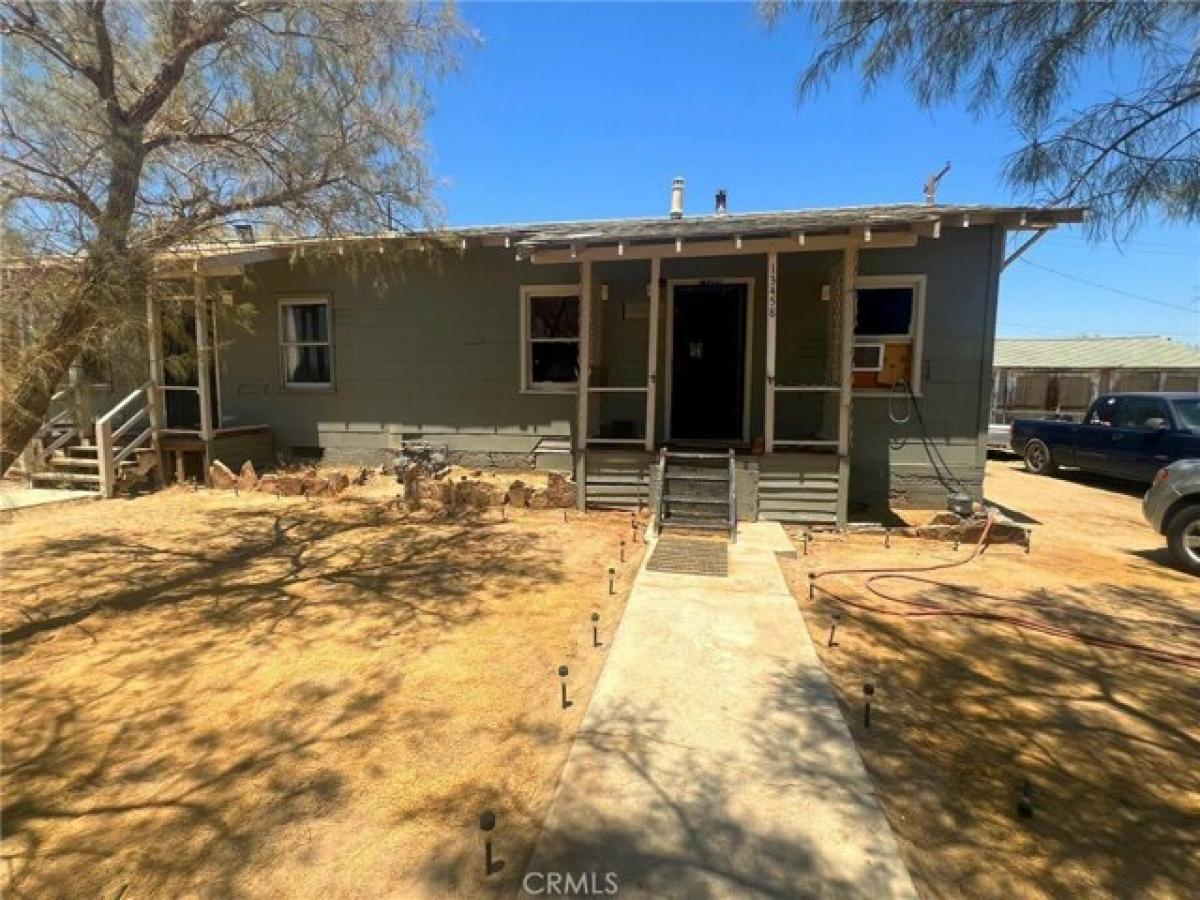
{"left": 807, "top": 516, "right": 1200, "bottom": 671}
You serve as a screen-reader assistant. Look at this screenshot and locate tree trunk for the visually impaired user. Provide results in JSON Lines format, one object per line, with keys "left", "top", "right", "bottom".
{"left": 0, "top": 297, "right": 99, "bottom": 476}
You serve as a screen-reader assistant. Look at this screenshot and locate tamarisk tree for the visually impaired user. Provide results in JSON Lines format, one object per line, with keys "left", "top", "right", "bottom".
{"left": 762, "top": 0, "right": 1200, "bottom": 237}
{"left": 0, "top": 0, "right": 464, "bottom": 474}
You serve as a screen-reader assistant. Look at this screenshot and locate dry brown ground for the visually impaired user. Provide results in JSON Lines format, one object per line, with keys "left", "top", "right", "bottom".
{"left": 1, "top": 473, "right": 645, "bottom": 898}
{"left": 781, "top": 460, "right": 1200, "bottom": 900}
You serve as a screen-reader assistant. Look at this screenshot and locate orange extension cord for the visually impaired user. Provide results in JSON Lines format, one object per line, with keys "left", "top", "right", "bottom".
{"left": 808, "top": 517, "right": 1200, "bottom": 671}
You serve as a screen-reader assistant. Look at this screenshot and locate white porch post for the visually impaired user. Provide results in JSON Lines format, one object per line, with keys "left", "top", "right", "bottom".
{"left": 146, "top": 291, "right": 166, "bottom": 484}
{"left": 764, "top": 250, "right": 778, "bottom": 453}
{"left": 194, "top": 273, "right": 215, "bottom": 444}
{"left": 644, "top": 256, "right": 661, "bottom": 451}
{"left": 68, "top": 362, "right": 91, "bottom": 445}
{"left": 575, "top": 259, "right": 592, "bottom": 510}
{"left": 836, "top": 244, "right": 858, "bottom": 525}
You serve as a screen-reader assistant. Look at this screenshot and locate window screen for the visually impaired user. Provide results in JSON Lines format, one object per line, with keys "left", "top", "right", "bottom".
{"left": 280, "top": 300, "right": 332, "bottom": 386}
{"left": 525, "top": 292, "right": 580, "bottom": 387}
{"left": 855, "top": 287, "right": 914, "bottom": 337}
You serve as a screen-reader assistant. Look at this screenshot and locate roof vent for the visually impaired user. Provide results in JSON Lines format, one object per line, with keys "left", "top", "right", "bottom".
{"left": 669, "top": 177, "right": 684, "bottom": 219}
{"left": 715, "top": 189, "right": 728, "bottom": 215}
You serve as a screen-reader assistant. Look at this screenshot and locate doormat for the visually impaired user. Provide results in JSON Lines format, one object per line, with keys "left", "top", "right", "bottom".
{"left": 646, "top": 538, "right": 728, "bottom": 577}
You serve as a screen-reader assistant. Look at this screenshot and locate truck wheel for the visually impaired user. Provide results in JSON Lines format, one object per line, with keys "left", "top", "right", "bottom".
{"left": 1166, "top": 505, "right": 1200, "bottom": 576}
{"left": 1023, "top": 439, "right": 1057, "bottom": 475}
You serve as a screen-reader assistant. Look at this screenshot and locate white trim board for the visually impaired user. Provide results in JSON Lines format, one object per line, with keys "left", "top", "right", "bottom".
{"left": 663, "top": 277, "right": 755, "bottom": 443}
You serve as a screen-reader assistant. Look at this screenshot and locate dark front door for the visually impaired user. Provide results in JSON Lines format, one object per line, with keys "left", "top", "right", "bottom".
{"left": 670, "top": 283, "right": 746, "bottom": 441}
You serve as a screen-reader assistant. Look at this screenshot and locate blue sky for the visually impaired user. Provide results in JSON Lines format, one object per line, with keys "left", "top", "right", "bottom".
{"left": 427, "top": 2, "right": 1198, "bottom": 345}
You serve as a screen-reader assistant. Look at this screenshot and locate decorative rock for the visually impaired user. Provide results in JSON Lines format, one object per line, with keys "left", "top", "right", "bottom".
{"left": 303, "top": 474, "right": 330, "bottom": 497}
{"left": 440, "top": 478, "right": 499, "bottom": 512}
{"left": 927, "top": 511, "right": 964, "bottom": 527}
{"left": 256, "top": 473, "right": 280, "bottom": 493}
{"left": 402, "top": 463, "right": 422, "bottom": 509}
{"left": 237, "top": 460, "right": 258, "bottom": 491}
{"left": 327, "top": 472, "right": 351, "bottom": 494}
{"left": 275, "top": 474, "right": 305, "bottom": 496}
{"left": 544, "top": 472, "right": 576, "bottom": 508}
{"left": 209, "top": 460, "right": 237, "bottom": 489}
{"left": 506, "top": 480, "right": 531, "bottom": 508}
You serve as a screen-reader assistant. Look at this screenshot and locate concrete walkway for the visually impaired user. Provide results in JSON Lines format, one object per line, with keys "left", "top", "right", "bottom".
{"left": 524, "top": 522, "right": 917, "bottom": 899}
{"left": 0, "top": 485, "right": 96, "bottom": 513}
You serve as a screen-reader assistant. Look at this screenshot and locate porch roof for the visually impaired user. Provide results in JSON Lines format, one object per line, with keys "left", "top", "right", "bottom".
{"left": 148, "top": 201, "right": 1084, "bottom": 275}
{"left": 507, "top": 203, "right": 1085, "bottom": 252}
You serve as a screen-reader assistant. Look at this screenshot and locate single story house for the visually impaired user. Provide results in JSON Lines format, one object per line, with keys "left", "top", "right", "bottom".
{"left": 991, "top": 336, "right": 1200, "bottom": 423}
{"left": 22, "top": 185, "right": 1083, "bottom": 524}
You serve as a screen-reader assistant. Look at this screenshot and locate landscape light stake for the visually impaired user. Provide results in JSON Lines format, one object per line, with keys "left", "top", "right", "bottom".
{"left": 479, "top": 810, "right": 497, "bottom": 875}
{"left": 1024, "top": 529, "right": 1032, "bottom": 554}
{"left": 608, "top": 567, "right": 616, "bottom": 595}
{"left": 558, "top": 665, "right": 571, "bottom": 709}
{"left": 563, "top": 508, "right": 568, "bottom": 524}
{"left": 863, "top": 683, "right": 874, "bottom": 728}
{"left": 953, "top": 536, "right": 960, "bottom": 552}
{"left": 620, "top": 540, "right": 626, "bottom": 563}
{"left": 591, "top": 611, "right": 601, "bottom": 647}
{"left": 884, "top": 528, "right": 890, "bottom": 549}
{"left": 802, "top": 532, "right": 809, "bottom": 555}
{"left": 827, "top": 612, "right": 841, "bottom": 648}
{"left": 808, "top": 573, "right": 816, "bottom": 600}
{"left": 502, "top": 498, "right": 508, "bottom": 522}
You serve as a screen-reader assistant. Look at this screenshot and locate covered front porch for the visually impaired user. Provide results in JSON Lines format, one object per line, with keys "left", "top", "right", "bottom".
{"left": 524, "top": 226, "right": 893, "bottom": 524}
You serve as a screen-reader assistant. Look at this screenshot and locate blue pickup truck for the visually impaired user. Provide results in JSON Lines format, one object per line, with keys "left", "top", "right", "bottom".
{"left": 1011, "top": 393, "right": 1200, "bottom": 483}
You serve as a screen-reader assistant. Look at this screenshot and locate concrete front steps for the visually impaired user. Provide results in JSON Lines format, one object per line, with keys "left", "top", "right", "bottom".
{"left": 658, "top": 451, "right": 736, "bottom": 538}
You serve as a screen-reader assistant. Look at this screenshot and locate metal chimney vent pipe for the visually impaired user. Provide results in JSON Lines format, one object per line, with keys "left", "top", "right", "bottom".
{"left": 715, "top": 189, "right": 727, "bottom": 215}
{"left": 669, "top": 177, "right": 684, "bottom": 219}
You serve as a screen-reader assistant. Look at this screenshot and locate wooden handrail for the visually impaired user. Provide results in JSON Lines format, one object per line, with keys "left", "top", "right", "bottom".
{"left": 114, "top": 427, "right": 152, "bottom": 465}
{"left": 111, "top": 406, "right": 148, "bottom": 442}
{"left": 96, "top": 381, "right": 152, "bottom": 426}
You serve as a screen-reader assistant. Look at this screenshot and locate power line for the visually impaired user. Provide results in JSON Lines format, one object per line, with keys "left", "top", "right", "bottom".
{"left": 1017, "top": 257, "right": 1198, "bottom": 314}
{"left": 1036, "top": 234, "right": 1198, "bottom": 256}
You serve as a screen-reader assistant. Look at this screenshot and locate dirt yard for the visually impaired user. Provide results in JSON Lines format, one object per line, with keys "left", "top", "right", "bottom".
{"left": 1, "top": 473, "right": 645, "bottom": 898}
{"left": 781, "top": 460, "right": 1199, "bottom": 899}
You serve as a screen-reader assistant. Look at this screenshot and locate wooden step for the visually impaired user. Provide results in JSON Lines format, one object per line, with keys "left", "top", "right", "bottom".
{"left": 48, "top": 456, "right": 101, "bottom": 469}
{"left": 30, "top": 471, "right": 101, "bottom": 484}
{"left": 659, "top": 518, "right": 729, "bottom": 532}
{"left": 664, "top": 473, "right": 729, "bottom": 486}
{"left": 760, "top": 510, "right": 838, "bottom": 525}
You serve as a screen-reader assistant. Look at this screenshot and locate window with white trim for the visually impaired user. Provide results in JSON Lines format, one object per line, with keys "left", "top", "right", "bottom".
{"left": 280, "top": 298, "right": 332, "bottom": 387}
{"left": 521, "top": 285, "right": 580, "bottom": 391}
{"left": 852, "top": 276, "right": 924, "bottom": 393}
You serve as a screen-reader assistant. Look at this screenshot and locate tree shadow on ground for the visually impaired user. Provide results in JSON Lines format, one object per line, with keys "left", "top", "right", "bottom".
{"left": 786, "top": 563, "right": 1200, "bottom": 899}
{"left": 0, "top": 495, "right": 589, "bottom": 898}
{"left": 415, "top": 694, "right": 908, "bottom": 899}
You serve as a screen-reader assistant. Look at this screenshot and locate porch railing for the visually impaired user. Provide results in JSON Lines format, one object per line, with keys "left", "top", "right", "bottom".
{"left": 95, "top": 381, "right": 160, "bottom": 498}
{"left": 767, "top": 383, "right": 841, "bottom": 449}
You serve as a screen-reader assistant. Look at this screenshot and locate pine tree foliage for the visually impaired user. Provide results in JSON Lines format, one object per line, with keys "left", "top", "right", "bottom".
{"left": 762, "top": 0, "right": 1200, "bottom": 237}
